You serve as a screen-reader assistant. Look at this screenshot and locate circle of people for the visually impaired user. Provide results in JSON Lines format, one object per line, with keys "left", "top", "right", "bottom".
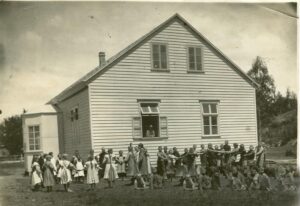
{"left": 30, "top": 140, "right": 296, "bottom": 192}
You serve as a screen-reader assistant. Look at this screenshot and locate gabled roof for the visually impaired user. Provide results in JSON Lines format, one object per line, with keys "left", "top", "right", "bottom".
{"left": 48, "top": 13, "right": 258, "bottom": 105}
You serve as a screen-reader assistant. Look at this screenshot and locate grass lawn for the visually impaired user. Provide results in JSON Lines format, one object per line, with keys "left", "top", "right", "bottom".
{"left": 0, "top": 161, "right": 299, "bottom": 206}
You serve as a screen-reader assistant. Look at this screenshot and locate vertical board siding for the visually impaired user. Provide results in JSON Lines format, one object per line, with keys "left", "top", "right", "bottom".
{"left": 89, "top": 19, "right": 257, "bottom": 164}
{"left": 58, "top": 88, "right": 92, "bottom": 158}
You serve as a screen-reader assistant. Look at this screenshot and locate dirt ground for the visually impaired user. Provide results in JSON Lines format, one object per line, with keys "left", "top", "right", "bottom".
{"left": 0, "top": 161, "right": 299, "bottom": 206}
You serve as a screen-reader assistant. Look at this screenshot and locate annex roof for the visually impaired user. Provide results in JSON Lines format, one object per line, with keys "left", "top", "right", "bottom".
{"left": 21, "top": 105, "right": 57, "bottom": 116}
{"left": 48, "top": 13, "right": 258, "bottom": 105}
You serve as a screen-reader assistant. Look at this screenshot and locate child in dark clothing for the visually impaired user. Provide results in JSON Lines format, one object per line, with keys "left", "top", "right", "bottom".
{"left": 210, "top": 166, "right": 221, "bottom": 190}
{"left": 183, "top": 174, "right": 197, "bottom": 190}
{"left": 258, "top": 168, "right": 271, "bottom": 191}
{"left": 150, "top": 168, "right": 163, "bottom": 189}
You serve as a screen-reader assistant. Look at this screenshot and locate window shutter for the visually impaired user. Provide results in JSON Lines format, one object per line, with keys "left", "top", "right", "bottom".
{"left": 132, "top": 117, "right": 142, "bottom": 139}
{"left": 160, "top": 116, "right": 168, "bottom": 137}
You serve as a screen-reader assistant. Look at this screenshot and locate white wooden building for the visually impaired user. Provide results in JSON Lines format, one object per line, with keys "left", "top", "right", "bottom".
{"left": 22, "top": 106, "right": 59, "bottom": 172}
{"left": 48, "top": 14, "right": 258, "bottom": 163}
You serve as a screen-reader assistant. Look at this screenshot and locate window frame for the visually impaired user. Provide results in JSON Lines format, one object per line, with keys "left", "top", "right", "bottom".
{"left": 132, "top": 100, "right": 168, "bottom": 141}
{"left": 70, "top": 106, "right": 79, "bottom": 122}
{"left": 139, "top": 101, "right": 160, "bottom": 138}
{"left": 200, "top": 100, "right": 220, "bottom": 138}
{"left": 150, "top": 42, "right": 169, "bottom": 71}
{"left": 28, "top": 124, "right": 41, "bottom": 151}
{"left": 186, "top": 46, "right": 204, "bottom": 73}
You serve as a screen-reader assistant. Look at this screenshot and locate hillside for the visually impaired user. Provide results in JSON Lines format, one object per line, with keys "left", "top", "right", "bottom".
{"left": 262, "top": 109, "right": 297, "bottom": 146}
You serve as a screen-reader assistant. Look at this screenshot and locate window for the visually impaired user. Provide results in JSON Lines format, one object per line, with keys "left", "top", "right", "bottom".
{"left": 188, "top": 47, "right": 203, "bottom": 71}
{"left": 74, "top": 108, "right": 79, "bottom": 120}
{"left": 152, "top": 43, "right": 168, "bottom": 69}
{"left": 201, "top": 103, "right": 219, "bottom": 136}
{"left": 70, "top": 107, "right": 79, "bottom": 121}
{"left": 28, "top": 125, "right": 40, "bottom": 151}
{"left": 132, "top": 101, "right": 168, "bottom": 139}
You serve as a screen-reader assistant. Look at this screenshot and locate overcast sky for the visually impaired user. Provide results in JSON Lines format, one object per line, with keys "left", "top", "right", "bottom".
{"left": 0, "top": 2, "right": 297, "bottom": 122}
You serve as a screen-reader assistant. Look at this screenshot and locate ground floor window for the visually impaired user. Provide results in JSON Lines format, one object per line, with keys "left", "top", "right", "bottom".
{"left": 142, "top": 115, "right": 159, "bottom": 137}
{"left": 132, "top": 101, "right": 168, "bottom": 139}
{"left": 201, "top": 101, "right": 219, "bottom": 136}
{"left": 28, "top": 125, "right": 40, "bottom": 151}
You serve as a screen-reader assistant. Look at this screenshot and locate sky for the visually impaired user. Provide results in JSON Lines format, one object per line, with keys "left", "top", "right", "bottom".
{"left": 0, "top": 2, "right": 297, "bottom": 122}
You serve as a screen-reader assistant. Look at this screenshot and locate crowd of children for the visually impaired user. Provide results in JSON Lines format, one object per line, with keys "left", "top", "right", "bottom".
{"left": 30, "top": 141, "right": 298, "bottom": 192}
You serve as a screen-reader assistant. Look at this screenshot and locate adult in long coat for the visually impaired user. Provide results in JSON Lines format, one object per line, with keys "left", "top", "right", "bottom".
{"left": 256, "top": 144, "right": 265, "bottom": 169}
{"left": 126, "top": 146, "right": 138, "bottom": 177}
{"left": 157, "top": 146, "right": 167, "bottom": 176}
{"left": 97, "top": 148, "right": 107, "bottom": 179}
{"left": 42, "top": 155, "right": 55, "bottom": 192}
{"left": 138, "top": 144, "right": 151, "bottom": 176}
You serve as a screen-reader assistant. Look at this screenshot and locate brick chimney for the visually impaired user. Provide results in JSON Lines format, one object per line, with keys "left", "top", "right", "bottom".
{"left": 98, "top": 52, "right": 106, "bottom": 67}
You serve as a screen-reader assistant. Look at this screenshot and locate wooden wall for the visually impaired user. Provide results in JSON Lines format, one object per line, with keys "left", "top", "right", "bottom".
{"left": 88, "top": 19, "right": 257, "bottom": 163}
{"left": 57, "top": 88, "right": 92, "bottom": 159}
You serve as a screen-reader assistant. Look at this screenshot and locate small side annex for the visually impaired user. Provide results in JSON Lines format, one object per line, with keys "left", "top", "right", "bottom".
{"left": 48, "top": 14, "right": 258, "bottom": 163}
{"left": 22, "top": 106, "right": 59, "bottom": 173}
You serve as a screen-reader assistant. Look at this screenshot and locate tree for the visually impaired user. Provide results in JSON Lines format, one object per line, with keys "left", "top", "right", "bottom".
{"left": 285, "top": 88, "right": 297, "bottom": 111}
{"left": 247, "top": 56, "right": 276, "bottom": 139}
{"left": 0, "top": 115, "right": 23, "bottom": 155}
{"left": 247, "top": 56, "right": 276, "bottom": 121}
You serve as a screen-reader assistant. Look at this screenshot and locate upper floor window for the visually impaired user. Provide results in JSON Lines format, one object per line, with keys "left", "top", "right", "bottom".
{"left": 152, "top": 43, "right": 168, "bottom": 70}
{"left": 188, "top": 47, "right": 203, "bottom": 71}
{"left": 201, "top": 102, "right": 219, "bottom": 136}
{"left": 70, "top": 107, "right": 79, "bottom": 122}
{"left": 28, "top": 125, "right": 40, "bottom": 151}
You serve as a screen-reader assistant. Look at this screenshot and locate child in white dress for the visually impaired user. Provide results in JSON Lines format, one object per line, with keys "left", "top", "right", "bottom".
{"left": 74, "top": 157, "right": 85, "bottom": 183}
{"left": 31, "top": 157, "right": 43, "bottom": 191}
{"left": 58, "top": 154, "right": 74, "bottom": 192}
{"left": 85, "top": 156, "right": 99, "bottom": 191}
{"left": 103, "top": 148, "right": 118, "bottom": 188}
{"left": 116, "top": 150, "right": 126, "bottom": 181}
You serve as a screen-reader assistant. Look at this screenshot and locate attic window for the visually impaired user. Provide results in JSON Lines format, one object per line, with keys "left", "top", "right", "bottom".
{"left": 188, "top": 46, "right": 203, "bottom": 71}
{"left": 152, "top": 43, "right": 168, "bottom": 70}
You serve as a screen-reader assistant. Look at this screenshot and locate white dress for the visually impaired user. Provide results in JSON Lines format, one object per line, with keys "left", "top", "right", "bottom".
{"left": 59, "top": 160, "right": 73, "bottom": 184}
{"left": 31, "top": 162, "right": 43, "bottom": 186}
{"left": 50, "top": 157, "right": 57, "bottom": 176}
{"left": 85, "top": 160, "right": 99, "bottom": 184}
{"left": 103, "top": 154, "right": 119, "bottom": 180}
{"left": 56, "top": 160, "right": 63, "bottom": 178}
{"left": 74, "top": 160, "right": 85, "bottom": 177}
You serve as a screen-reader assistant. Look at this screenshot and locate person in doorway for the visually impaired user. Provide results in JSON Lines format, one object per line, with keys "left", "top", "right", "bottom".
{"left": 146, "top": 124, "right": 155, "bottom": 137}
